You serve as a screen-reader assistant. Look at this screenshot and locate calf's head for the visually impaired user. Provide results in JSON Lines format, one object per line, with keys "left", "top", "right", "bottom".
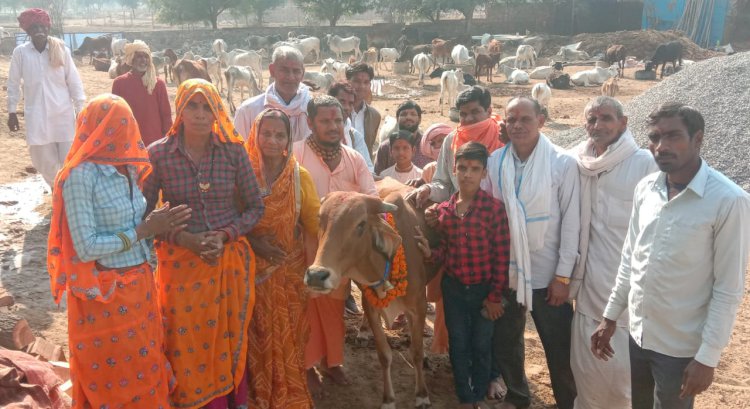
{"left": 304, "top": 192, "right": 401, "bottom": 299}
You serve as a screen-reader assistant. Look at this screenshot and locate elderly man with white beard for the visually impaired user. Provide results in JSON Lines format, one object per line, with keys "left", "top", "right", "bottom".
{"left": 569, "top": 96, "right": 656, "bottom": 409}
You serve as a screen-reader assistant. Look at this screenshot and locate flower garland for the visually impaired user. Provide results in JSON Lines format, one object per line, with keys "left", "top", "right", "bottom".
{"left": 362, "top": 213, "right": 408, "bottom": 309}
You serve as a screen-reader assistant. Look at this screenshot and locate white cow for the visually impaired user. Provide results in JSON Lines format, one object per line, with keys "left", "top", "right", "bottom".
{"left": 107, "top": 58, "right": 119, "bottom": 79}
{"left": 531, "top": 83, "right": 552, "bottom": 108}
{"left": 571, "top": 66, "right": 619, "bottom": 86}
{"left": 556, "top": 47, "right": 590, "bottom": 62}
{"left": 182, "top": 51, "right": 196, "bottom": 61}
{"left": 275, "top": 37, "right": 321, "bottom": 63}
{"left": 230, "top": 50, "right": 265, "bottom": 88}
{"left": 529, "top": 65, "right": 555, "bottom": 80}
{"left": 515, "top": 45, "right": 536, "bottom": 69}
{"left": 379, "top": 48, "right": 400, "bottom": 72}
{"left": 500, "top": 64, "right": 530, "bottom": 84}
{"left": 320, "top": 58, "right": 349, "bottom": 81}
{"left": 303, "top": 72, "right": 335, "bottom": 92}
{"left": 439, "top": 68, "right": 465, "bottom": 115}
{"left": 451, "top": 44, "right": 471, "bottom": 65}
{"left": 201, "top": 57, "right": 224, "bottom": 93}
{"left": 213, "top": 38, "right": 228, "bottom": 66}
{"left": 111, "top": 38, "right": 127, "bottom": 57}
{"left": 326, "top": 34, "right": 362, "bottom": 61}
{"left": 412, "top": 52, "right": 431, "bottom": 86}
{"left": 225, "top": 65, "right": 261, "bottom": 115}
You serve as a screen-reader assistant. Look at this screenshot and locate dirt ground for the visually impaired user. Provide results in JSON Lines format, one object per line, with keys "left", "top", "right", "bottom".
{"left": 1, "top": 54, "right": 749, "bottom": 409}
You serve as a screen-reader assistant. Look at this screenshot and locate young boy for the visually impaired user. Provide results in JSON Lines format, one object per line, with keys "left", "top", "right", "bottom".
{"left": 379, "top": 130, "right": 423, "bottom": 184}
{"left": 415, "top": 141, "right": 510, "bottom": 409}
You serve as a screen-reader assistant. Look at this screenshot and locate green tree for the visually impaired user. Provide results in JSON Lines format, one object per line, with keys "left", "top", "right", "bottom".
{"left": 117, "top": 0, "right": 139, "bottom": 25}
{"left": 294, "top": 0, "right": 370, "bottom": 27}
{"left": 151, "top": 0, "right": 238, "bottom": 29}
{"left": 234, "top": 0, "right": 279, "bottom": 26}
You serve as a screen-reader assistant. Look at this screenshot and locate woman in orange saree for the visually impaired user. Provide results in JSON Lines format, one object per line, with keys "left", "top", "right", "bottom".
{"left": 244, "top": 109, "right": 320, "bottom": 409}
{"left": 47, "top": 94, "right": 191, "bottom": 408}
{"left": 142, "top": 79, "right": 265, "bottom": 409}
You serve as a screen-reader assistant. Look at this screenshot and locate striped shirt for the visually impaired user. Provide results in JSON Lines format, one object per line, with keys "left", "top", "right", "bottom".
{"left": 143, "top": 133, "right": 264, "bottom": 241}
{"left": 62, "top": 162, "right": 151, "bottom": 268}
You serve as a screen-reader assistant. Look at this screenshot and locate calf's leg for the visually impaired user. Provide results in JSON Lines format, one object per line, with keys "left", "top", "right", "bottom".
{"left": 362, "top": 299, "right": 396, "bottom": 409}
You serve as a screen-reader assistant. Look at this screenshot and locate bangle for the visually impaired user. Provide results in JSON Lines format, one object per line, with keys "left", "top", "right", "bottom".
{"left": 554, "top": 276, "right": 571, "bottom": 285}
{"left": 116, "top": 232, "right": 132, "bottom": 252}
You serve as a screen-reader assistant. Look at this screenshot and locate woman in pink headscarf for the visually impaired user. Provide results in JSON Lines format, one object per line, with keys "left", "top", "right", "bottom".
{"left": 418, "top": 123, "right": 453, "bottom": 184}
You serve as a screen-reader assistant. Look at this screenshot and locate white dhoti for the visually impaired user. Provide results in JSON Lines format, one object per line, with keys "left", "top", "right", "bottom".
{"left": 571, "top": 311, "right": 631, "bottom": 409}
{"left": 28, "top": 141, "right": 73, "bottom": 188}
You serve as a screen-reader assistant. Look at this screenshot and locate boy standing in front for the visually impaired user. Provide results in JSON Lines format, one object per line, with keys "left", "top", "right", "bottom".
{"left": 379, "top": 130, "right": 423, "bottom": 184}
{"left": 415, "top": 142, "right": 511, "bottom": 409}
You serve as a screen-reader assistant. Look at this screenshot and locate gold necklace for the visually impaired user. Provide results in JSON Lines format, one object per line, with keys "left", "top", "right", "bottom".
{"left": 184, "top": 139, "right": 214, "bottom": 193}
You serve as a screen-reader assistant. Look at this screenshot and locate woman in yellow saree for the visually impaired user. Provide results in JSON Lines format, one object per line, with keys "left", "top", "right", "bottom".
{"left": 244, "top": 109, "right": 320, "bottom": 408}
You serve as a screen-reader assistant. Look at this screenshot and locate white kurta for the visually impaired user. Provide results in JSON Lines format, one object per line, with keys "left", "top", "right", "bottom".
{"left": 7, "top": 41, "right": 85, "bottom": 146}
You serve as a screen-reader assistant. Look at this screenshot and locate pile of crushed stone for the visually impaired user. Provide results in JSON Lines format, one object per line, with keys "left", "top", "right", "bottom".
{"left": 551, "top": 51, "right": 750, "bottom": 191}
{"left": 540, "top": 29, "right": 723, "bottom": 61}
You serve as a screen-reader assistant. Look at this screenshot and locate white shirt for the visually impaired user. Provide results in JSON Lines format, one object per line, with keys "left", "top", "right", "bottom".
{"left": 7, "top": 41, "right": 85, "bottom": 145}
{"left": 233, "top": 87, "right": 311, "bottom": 143}
{"left": 603, "top": 160, "right": 750, "bottom": 367}
{"left": 576, "top": 146, "right": 657, "bottom": 324}
{"left": 484, "top": 141, "right": 581, "bottom": 289}
{"left": 351, "top": 102, "right": 367, "bottom": 138}
{"left": 380, "top": 164, "right": 422, "bottom": 184}
{"left": 344, "top": 119, "right": 374, "bottom": 172}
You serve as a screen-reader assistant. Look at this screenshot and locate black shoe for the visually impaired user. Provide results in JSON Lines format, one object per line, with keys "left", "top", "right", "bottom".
{"left": 345, "top": 294, "right": 361, "bottom": 315}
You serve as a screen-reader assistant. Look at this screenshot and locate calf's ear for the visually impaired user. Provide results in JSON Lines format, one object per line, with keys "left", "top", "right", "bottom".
{"left": 372, "top": 220, "right": 402, "bottom": 259}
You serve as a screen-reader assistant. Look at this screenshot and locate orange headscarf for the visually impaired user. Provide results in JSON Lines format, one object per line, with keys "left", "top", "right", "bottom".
{"left": 452, "top": 112, "right": 504, "bottom": 154}
{"left": 167, "top": 78, "right": 243, "bottom": 144}
{"left": 47, "top": 94, "right": 151, "bottom": 304}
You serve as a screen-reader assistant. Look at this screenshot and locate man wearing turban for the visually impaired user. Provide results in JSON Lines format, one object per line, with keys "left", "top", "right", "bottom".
{"left": 7, "top": 8, "right": 86, "bottom": 189}
{"left": 112, "top": 40, "right": 172, "bottom": 146}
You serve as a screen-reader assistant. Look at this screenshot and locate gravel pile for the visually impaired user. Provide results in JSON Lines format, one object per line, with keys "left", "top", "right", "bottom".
{"left": 552, "top": 51, "right": 750, "bottom": 191}
{"left": 540, "top": 30, "right": 723, "bottom": 61}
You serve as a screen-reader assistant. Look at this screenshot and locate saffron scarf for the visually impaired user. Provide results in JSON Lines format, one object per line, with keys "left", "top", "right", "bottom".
{"left": 47, "top": 94, "right": 151, "bottom": 304}
{"left": 451, "top": 113, "right": 504, "bottom": 154}
{"left": 167, "top": 78, "right": 243, "bottom": 144}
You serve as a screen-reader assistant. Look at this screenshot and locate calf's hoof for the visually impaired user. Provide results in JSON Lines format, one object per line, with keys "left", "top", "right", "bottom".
{"left": 415, "top": 395, "right": 432, "bottom": 408}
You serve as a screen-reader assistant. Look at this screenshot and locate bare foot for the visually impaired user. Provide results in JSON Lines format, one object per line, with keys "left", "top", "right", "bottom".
{"left": 306, "top": 368, "right": 324, "bottom": 399}
{"left": 322, "top": 365, "right": 351, "bottom": 385}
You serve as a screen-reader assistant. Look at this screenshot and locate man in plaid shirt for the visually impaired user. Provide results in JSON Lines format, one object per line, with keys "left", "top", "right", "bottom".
{"left": 416, "top": 141, "right": 510, "bottom": 409}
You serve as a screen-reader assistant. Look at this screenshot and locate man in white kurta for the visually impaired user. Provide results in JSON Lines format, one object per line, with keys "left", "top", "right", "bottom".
{"left": 592, "top": 103, "right": 750, "bottom": 409}
{"left": 233, "top": 45, "right": 311, "bottom": 142}
{"left": 569, "top": 97, "right": 657, "bottom": 409}
{"left": 7, "top": 8, "right": 85, "bottom": 188}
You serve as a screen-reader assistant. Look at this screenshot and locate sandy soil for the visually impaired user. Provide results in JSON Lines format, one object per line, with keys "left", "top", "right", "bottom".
{"left": 1, "top": 54, "right": 748, "bottom": 409}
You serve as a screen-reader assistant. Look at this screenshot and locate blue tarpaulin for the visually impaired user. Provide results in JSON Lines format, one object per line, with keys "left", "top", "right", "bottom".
{"left": 15, "top": 32, "right": 123, "bottom": 50}
{"left": 642, "top": 0, "right": 729, "bottom": 47}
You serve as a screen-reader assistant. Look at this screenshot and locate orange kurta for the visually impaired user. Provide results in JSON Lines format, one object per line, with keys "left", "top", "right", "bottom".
{"left": 245, "top": 109, "right": 320, "bottom": 408}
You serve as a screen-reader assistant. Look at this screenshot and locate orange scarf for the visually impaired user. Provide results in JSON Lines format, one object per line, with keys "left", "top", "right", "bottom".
{"left": 451, "top": 113, "right": 504, "bottom": 154}
{"left": 47, "top": 94, "right": 151, "bottom": 304}
{"left": 167, "top": 78, "right": 243, "bottom": 144}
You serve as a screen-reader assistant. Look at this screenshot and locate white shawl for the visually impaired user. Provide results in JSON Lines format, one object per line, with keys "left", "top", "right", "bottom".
{"left": 569, "top": 129, "right": 639, "bottom": 299}
{"left": 495, "top": 133, "right": 553, "bottom": 309}
{"left": 264, "top": 83, "right": 311, "bottom": 142}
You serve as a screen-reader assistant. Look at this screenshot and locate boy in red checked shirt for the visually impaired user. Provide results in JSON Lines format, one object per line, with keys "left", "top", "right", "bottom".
{"left": 415, "top": 141, "right": 511, "bottom": 409}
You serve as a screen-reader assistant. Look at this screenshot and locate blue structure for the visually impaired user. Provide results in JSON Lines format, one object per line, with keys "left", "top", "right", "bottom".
{"left": 15, "top": 32, "right": 123, "bottom": 50}
{"left": 642, "top": 0, "right": 730, "bottom": 47}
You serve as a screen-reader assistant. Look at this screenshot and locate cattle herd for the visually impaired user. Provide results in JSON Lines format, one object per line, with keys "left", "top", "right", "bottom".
{"left": 74, "top": 31, "right": 686, "bottom": 118}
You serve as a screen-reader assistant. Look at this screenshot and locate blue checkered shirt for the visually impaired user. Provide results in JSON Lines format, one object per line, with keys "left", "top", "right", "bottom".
{"left": 62, "top": 162, "right": 151, "bottom": 268}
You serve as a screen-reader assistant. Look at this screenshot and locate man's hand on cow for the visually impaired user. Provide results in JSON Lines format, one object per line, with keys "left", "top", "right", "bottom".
{"left": 590, "top": 318, "right": 617, "bottom": 361}
{"left": 249, "top": 235, "right": 287, "bottom": 265}
{"left": 7, "top": 113, "right": 19, "bottom": 132}
{"left": 424, "top": 204, "right": 439, "bottom": 228}
{"left": 680, "top": 360, "right": 715, "bottom": 399}
{"left": 405, "top": 185, "right": 431, "bottom": 208}
{"left": 546, "top": 277, "right": 569, "bottom": 306}
{"left": 483, "top": 298, "right": 505, "bottom": 321}
{"left": 414, "top": 226, "right": 431, "bottom": 259}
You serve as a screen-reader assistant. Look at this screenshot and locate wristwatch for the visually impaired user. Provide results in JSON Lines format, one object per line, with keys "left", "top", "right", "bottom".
{"left": 554, "top": 276, "right": 571, "bottom": 285}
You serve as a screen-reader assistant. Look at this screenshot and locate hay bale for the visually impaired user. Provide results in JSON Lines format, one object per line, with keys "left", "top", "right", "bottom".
{"left": 552, "top": 51, "right": 750, "bottom": 191}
